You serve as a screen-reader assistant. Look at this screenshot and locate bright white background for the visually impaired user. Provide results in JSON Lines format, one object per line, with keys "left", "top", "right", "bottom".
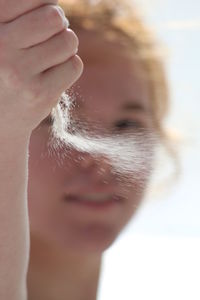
{"left": 98, "top": 1, "right": 200, "bottom": 299}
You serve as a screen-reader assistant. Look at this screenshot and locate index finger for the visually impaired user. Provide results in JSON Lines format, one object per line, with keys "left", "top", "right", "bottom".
{"left": 0, "top": 0, "right": 58, "bottom": 22}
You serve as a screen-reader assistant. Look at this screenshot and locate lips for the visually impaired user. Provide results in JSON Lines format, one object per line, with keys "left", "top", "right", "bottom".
{"left": 66, "top": 193, "right": 119, "bottom": 202}
{"left": 63, "top": 192, "right": 123, "bottom": 211}
{"left": 64, "top": 193, "right": 123, "bottom": 203}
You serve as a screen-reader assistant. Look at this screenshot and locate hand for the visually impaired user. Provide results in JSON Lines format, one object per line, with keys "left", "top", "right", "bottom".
{"left": 0, "top": 3, "right": 83, "bottom": 137}
{"left": 0, "top": 0, "right": 58, "bottom": 22}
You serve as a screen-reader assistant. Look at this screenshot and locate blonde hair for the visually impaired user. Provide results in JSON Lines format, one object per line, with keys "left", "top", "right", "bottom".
{"left": 51, "top": 0, "right": 169, "bottom": 142}
{"left": 49, "top": 0, "right": 179, "bottom": 190}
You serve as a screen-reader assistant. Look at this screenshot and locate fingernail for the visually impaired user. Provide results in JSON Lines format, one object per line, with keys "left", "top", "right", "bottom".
{"left": 56, "top": 6, "right": 69, "bottom": 28}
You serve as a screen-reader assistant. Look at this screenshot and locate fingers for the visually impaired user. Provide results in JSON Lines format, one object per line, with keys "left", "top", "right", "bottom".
{"left": 40, "top": 55, "right": 83, "bottom": 106}
{"left": 21, "top": 29, "right": 78, "bottom": 74}
{"left": 0, "top": 2, "right": 84, "bottom": 132}
{"left": 2, "top": 4, "right": 69, "bottom": 48}
{"left": 0, "top": 0, "right": 58, "bottom": 22}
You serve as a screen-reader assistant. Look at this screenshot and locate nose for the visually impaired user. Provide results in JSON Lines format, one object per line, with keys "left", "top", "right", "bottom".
{"left": 78, "top": 152, "right": 112, "bottom": 181}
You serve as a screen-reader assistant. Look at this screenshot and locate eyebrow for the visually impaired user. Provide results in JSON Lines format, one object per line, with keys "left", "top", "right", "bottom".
{"left": 120, "top": 101, "right": 147, "bottom": 112}
{"left": 72, "top": 100, "right": 148, "bottom": 113}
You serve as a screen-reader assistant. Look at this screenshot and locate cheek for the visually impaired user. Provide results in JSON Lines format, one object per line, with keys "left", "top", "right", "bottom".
{"left": 116, "top": 155, "right": 153, "bottom": 219}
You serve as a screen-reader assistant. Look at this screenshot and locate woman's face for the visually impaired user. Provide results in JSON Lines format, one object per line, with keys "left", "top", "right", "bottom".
{"left": 28, "top": 30, "right": 155, "bottom": 254}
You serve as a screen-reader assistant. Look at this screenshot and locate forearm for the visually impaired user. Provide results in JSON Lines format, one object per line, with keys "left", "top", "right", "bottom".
{"left": 0, "top": 134, "right": 30, "bottom": 300}
{"left": 0, "top": 0, "right": 82, "bottom": 295}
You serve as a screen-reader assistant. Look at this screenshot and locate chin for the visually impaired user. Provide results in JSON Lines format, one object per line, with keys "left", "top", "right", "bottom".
{"left": 53, "top": 222, "right": 122, "bottom": 255}
{"left": 30, "top": 214, "right": 132, "bottom": 256}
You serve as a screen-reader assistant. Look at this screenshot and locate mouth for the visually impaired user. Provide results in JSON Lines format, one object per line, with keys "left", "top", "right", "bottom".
{"left": 63, "top": 193, "right": 123, "bottom": 211}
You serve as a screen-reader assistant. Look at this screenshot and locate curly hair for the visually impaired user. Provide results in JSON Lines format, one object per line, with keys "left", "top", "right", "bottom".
{"left": 50, "top": 0, "right": 169, "bottom": 144}
{"left": 47, "top": 0, "right": 179, "bottom": 191}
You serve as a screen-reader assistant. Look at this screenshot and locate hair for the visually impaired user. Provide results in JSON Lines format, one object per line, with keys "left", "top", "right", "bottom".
{"left": 49, "top": 0, "right": 178, "bottom": 191}
{"left": 51, "top": 0, "right": 169, "bottom": 140}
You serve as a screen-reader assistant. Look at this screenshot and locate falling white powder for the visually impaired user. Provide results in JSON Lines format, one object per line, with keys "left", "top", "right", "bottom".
{"left": 48, "top": 92, "right": 158, "bottom": 179}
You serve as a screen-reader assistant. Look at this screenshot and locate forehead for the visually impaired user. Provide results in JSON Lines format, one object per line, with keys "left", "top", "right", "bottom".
{"left": 71, "top": 29, "right": 151, "bottom": 114}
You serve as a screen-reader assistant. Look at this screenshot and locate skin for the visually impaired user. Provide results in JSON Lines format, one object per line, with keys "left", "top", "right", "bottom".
{"left": 0, "top": 0, "right": 59, "bottom": 22}
{"left": 0, "top": 3, "right": 83, "bottom": 136}
{"left": 0, "top": 2, "right": 82, "bottom": 298}
{"left": 27, "top": 30, "right": 156, "bottom": 300}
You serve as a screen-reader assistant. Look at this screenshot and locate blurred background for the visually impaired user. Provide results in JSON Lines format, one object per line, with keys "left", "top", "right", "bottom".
{"left": 98, "top": 0, "right": 200, "bottom": 299}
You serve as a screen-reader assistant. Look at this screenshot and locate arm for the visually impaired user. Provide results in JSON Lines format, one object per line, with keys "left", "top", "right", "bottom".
{"left": 0, "top": 1, "right": 83, "bottom": 299}
{"left": 0, "top": 134, "right": 30, "bottom": 300}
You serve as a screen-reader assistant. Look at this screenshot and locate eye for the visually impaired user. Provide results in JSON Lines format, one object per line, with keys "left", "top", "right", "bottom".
{"left": 114, "top": 119, "right": 143, "bottom": 131}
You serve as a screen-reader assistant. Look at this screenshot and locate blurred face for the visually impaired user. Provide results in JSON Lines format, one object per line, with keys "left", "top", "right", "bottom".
{"left": 28, "top": 30, "right": 156, "bottom": 254}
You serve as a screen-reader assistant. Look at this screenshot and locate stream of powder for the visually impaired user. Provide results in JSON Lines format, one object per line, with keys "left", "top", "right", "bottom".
{"left": 47, "top": 92, "right": 158, "bottom": 180}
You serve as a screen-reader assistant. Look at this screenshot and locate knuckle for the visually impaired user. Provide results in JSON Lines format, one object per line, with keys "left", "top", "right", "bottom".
{"left": 45, "top": 5, "right": 65, "bottom": 30}
{"left": 23, "top": 77, "right": 45, "bottom": 102}
{"left": 3, "top": 65, "right": 25, "bottom": 88}
{"left": 70, "top": 55, "right": 84, "bottom": 76}
{"left": 62, "top": 29, "right": 79, "bottom": 53}
{"left": 28, "top": 81, "right": 44, "bottom": 100}
{"left": 8, "top": 66, "right": 24, "bottom": 85}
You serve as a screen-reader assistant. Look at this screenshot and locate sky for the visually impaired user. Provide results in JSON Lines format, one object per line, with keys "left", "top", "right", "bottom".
{"left": 122, "top": 0, "right": 200, "bottom": 237}
{"left": 98, "top": 1, "right": 200, "bottom": 299}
